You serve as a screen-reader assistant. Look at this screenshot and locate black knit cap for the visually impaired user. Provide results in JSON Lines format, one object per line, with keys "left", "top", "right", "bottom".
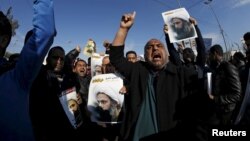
{"left": 47, "top": 46, "right": 65, "bottom": 58}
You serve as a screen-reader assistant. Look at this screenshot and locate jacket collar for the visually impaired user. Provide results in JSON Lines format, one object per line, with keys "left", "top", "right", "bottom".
{"left": 147, "top": 61, "right": 177, "bottom": 75}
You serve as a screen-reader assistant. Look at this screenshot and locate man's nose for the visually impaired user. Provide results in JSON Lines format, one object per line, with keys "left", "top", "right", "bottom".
{"left": 153, "top": 45, "right": 159, "bottom": 50}
{"left": 57, "top": 57, "right": 62, "bottom": 63}
{"left": 98, "top": 102, "right": 103, "bottom": 107}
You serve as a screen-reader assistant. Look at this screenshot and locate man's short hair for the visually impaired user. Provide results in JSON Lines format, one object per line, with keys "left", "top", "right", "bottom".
{"left": 210, "top": 44, "right": 223, "bottom": 56}
{"left": 183, "top": 48, "right": 195, "bottom": 61}
{"left": 233, "top": 52, "right": 245, "bottom": 61}
{"left": 126, "top": 50, "right": 137, "bottom": 57}
{"left": 243, "top": 32, "right": 250, "bottom": 41}
{"left": 0, "top": 11, "right": 12, "bottom": 48}
{"left": 74, "top": 58, "right": 87, "bottom": 67}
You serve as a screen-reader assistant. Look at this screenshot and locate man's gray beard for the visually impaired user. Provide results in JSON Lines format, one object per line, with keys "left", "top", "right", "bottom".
{"left": 110, "top": 106, "right": 120, "bottom": 122}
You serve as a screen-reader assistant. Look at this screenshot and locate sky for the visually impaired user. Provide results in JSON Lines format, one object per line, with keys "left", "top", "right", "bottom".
{"left": 1, "top": 0, "right": 250, "bottom": 61}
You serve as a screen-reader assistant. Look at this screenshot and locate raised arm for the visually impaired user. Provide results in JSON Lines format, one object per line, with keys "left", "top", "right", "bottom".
{"left": 15, "top": 0, "right": 56, "bottom": 90}
{"left": 110, "top": 12, "right": 137, "bottom": 78}
{"left": 112, "top": 11, "right": 136, "bottom": 46}
{"left": 164, "top": 24, "right": 182, "bottom": 65}
{"left": 0, "top": 0, "right": 56, "bottom": 140}
{"left": 64, "top": 46, "right": 80, "bottom": 74}
{"left": 189, "top": 17, "right": 206, "bottom": 68}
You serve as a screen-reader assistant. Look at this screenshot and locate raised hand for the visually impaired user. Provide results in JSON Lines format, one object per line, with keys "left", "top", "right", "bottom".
{"left": 189, "top": 17, "right": 197, "bottom": 25}
{"left": 76, "top": 45, "right": 81, "bottom": 53}
{"left": 112, "top": 11, "right": 136, "bottom": 46}
{"left": 103, "top": 40, "right": 111, "bottom": 48}
{"left": 163, "top": 24, "right": 168, "bottom": 34}
{"left": 120, "top": 11, "right": 136, "bottom": 30}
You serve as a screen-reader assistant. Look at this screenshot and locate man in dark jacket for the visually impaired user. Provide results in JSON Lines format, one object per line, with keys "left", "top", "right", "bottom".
{"left": 110, "top": 11, "right": 185, "bottom": 141}
{"left": 207, "top": 44, "right": 241, "bottom": 126}
{"left": 29, "top": 46, "right": 71, "bottom": 141}
{"left": 64, "top": 46, "right": 91, "bottom": 103}
{"left": 30, "top": 46, "right": 103, "bottom": 141}
{"left": 235, "top": 32, "right": 250, "bottom": 126}
{"left": 165, "top": 17, "right": 211, "bottom": 141}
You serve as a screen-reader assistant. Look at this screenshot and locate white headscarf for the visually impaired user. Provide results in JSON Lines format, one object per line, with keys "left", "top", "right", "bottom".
{"left": 93, "top": 83, "right": 122, "bottom": 105}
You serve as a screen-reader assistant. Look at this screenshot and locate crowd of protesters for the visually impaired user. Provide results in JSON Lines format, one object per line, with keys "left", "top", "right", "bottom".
{"left": 0, "top": 1, "right": 250, "bottom": 141}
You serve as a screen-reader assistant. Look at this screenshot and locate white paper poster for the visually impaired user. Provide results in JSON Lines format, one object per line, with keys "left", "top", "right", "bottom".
{"left": 87, "top": 73, "right": 124, "bottom": 124}
{"left": 162, "top": 8, "right": 197, "bottom": 43}
{"left": 59, "top": 87, "right": 83, "bottom": 129}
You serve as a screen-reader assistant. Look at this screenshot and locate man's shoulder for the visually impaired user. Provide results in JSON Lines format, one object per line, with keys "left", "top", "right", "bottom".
{"left": 220, "top": 61, "right": 237, "bottom": 70}
{"left": 164, "top": 62, "right": 180, "bottom": 74}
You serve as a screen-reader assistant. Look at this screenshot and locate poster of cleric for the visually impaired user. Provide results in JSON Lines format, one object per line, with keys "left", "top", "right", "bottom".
{"left": 59, "top": 87, "right": 83, "bottom": 129}
{"left": 162, "top": 7, "right": 197, "bottom": 43}
{"left": 87, "top": 73, "right": 124, "bottom": 124}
